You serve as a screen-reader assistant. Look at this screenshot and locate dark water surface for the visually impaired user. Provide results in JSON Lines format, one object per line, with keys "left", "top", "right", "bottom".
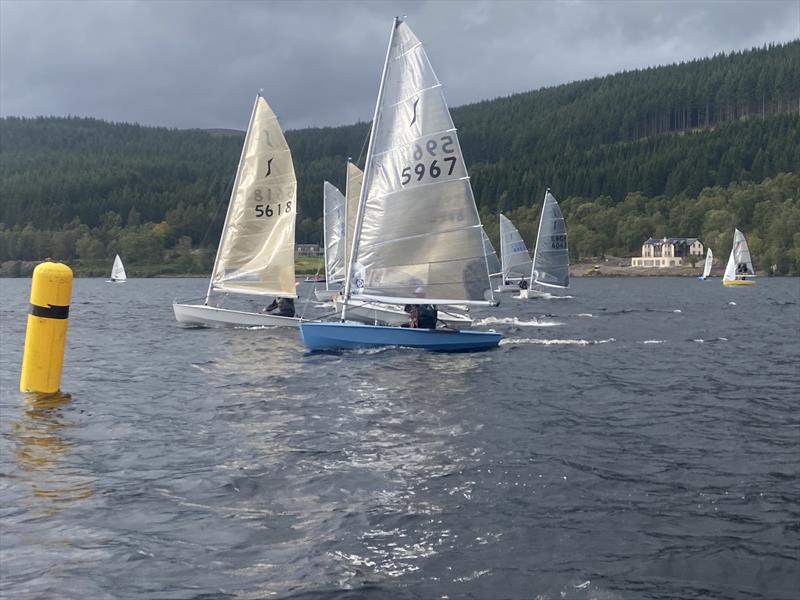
{"left": 1, "top": 277, "right": 798, "bottom": 599}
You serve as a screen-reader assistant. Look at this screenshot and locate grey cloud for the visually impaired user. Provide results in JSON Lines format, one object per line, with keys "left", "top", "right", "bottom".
{"left": 0, "top": 0, "right": 797, "bottom": 131}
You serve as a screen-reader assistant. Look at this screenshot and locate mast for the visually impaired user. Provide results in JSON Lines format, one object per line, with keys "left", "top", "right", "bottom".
{"left": 342, "top": 17, "right": 400, "bottom": 320}
{"left": 204, "top": 93, "right": 260, "bottom": 305}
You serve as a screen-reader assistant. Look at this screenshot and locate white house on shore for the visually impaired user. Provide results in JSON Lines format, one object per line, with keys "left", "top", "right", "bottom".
{"left": 630, "top": 237, "right": 704, "bottom": 267}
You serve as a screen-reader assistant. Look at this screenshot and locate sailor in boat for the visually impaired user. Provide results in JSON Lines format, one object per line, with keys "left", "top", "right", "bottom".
{"left": 263, "top": 297, "right": 296, "bottom": 318}
{"left": 518, "top": 277, "right": 529, "bottom": 290}
{"left": 736, "top": 263, "right": 750, "bottom": 279}
{"left": 403, "top": 287, "right": 438, "bottom": 329}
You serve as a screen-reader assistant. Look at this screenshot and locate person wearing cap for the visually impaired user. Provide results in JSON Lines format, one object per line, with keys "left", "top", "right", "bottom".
{"left": 403, "top": 286, "right": 438, "bottom": 329}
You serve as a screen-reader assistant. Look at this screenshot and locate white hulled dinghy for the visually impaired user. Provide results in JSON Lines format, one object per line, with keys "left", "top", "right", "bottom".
{"left": 519, "top": 189, "right": 570, "bottom": 299}
{"left": 106, "top": 254, "right": 127, "bottom": 283}
{"left": 173, "top": 94, "right": 300, "bottom": 327}
{"left": 698, "top": 247, "right": 713, "bottom": 280}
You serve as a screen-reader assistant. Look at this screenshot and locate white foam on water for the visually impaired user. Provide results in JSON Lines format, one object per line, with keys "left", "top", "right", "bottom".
{"left": 576, "top": 313, "right": 595, "bottom": 317}
{"left": 474, "top": 316, "right": 563, "bottom": 327}
{"left": 500, "top": 337, "right": 615, "bottom": 346}
{"left": 673, "top": 309, "right": 682, "bottom": 313}
{"left": 643, "top": 340, "right": 666, "bottom": 344}
{"left": 693, "top": 338, "right": 705, "bottom": 343}
{"left": 513, "top": 292, "right": 573, "bottom": 300}
{"left": 728, "top": 301, "right": 737, "bottom": 306}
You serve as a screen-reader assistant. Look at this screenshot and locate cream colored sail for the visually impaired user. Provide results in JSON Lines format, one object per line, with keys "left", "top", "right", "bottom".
{"left": 344, "top": 162, "right": 363, "bottom": 274}
{"left": 211, "top": 95, "right": 297, "bottom": 297}
{"left": 347, "top": 20, "right": 493, "bottom": 306}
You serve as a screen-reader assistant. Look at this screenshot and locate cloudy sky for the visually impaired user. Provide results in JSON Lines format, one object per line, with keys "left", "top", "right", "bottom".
{"left": 1, "top": 0, "right": 797, "bottom": 131}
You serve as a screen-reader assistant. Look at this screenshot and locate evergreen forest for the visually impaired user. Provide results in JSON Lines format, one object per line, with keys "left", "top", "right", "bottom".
{"left": 1, "top": 40, "right": 798, "bottom": 276}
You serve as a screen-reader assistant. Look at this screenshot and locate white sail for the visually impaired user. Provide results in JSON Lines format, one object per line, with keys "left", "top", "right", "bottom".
{"left": 482, "top": 229, "right": 502, "bottom": 276}
{"left": 723, "top": 228, "right": 755, "bottom": 282}
{"left": 323, "top": 181, "right": 347, "bottom": 283}
{"left": 210, "top": 95, "right": 297, "bottom": 297}
{"left": 110, "top": 254, "right": 126, "bottom": 281}
{"left": 346, "top": 19, "right": 493, "bottom": 306}
{"left": 531, "top": 191, "right": 569, "bottom": 288}
{"left": 344, "top": 162, "right": 364, "bottom": 274}
{"left": 499, "top": 214, "right": 533, "bottom": 282}
{"left": 701, "top": 247, "right": 713, "bottom": 279}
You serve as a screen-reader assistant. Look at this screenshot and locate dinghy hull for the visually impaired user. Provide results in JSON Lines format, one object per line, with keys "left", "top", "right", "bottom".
{"left": 722, "top": 280, "right": 754, "bottom": 287}
{"left": 300, "top": 322, "right": 500, "bottom": 352}
{"left": 314, "top": 288, "right": 340, "bottom": 302}
{"left": 173, "top": 303, "right": 300, "bottom": 328}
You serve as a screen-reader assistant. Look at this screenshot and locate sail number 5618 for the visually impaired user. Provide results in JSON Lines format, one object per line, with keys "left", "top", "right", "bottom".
{"left": 255, "top": 201, "right": 292, "bottom": 217}
{"left": 400, "top": 135, "right": 457, "bottom": 185}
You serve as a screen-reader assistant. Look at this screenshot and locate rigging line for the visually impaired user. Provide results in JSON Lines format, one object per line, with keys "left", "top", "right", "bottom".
{"left": 356, "top": 123, "right": 370, "bottom": 166}
{"left": 198, "top": 169, "right": 237, "bottom": 249}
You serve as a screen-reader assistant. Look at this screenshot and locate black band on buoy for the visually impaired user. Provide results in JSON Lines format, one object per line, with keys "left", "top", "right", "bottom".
{"left": 29, "top": 303, "right": 70, "bottom": 319}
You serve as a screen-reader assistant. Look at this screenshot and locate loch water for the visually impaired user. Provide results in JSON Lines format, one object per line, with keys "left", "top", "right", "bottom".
{"left": 0, "top": 276, "right": 798, "bottom": 600}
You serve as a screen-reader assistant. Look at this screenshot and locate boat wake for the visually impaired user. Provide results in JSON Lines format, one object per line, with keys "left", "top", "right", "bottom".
{"left": 500, "top": 337, "right": 615, "bottom": 346}
{"left": 474, "top": 316, "right": 563, "bottom": 327}
{"left": 512, "top": 292, "right": 573, "bottom": 300}
{"left": 642, "top": 339, "right": 666, "bottom": 344}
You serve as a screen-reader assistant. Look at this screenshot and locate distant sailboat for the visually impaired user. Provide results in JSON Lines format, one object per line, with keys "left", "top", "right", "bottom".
{"left": 519, "top": 189, "right": 569, "bottom": 299}
{"left": 172, "top": 93, "right": 300, "bottom": 327}
{"left": 496, "top": 214, "right": 533, "bottom": 292}
{"left": 300, "top": 17, "right": 500, "bottom": 352}
{"left": 106, "top": 254, "right": 127, "bottom": 283}
{"left": 698, "top": 247, "right": 713, "bottom": 280}
{"left": 315, "top": 162, "right": 364, "bottom": 302}
{"left": 722, "top": 228, "right": 755, "bottom": 287}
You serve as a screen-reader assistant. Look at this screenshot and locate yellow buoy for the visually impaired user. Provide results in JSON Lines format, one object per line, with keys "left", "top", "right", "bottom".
{"left": 20, "top": 262, "right": 73, "bottom": 394}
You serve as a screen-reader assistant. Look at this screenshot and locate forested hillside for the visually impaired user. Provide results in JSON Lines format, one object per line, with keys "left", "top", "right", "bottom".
{"left": 1, "top": 40, "right": 798, "bottom": 275}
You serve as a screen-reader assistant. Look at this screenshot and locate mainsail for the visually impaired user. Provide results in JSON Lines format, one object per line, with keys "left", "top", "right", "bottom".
{"left": 723, "top": 228, "right": 755, "bottom": 282}
{"left": 323, "top": 181, "right": 346, "bottom": 283}
{"left": 346, "top": 19, "right": 493, "bottom": 306}
{"left": 210, "top": 95, "right": 297, "bottom": 298}
{"left": 701, "top": 247, "right": 713, "bottom": 279}
{"left": 531, "top": 191, "right": 569, "bottom": 288}
{"left": 499, "top": 214, "right": 533, "bottom": 282}
{"left": 110, "top": 254, "right": 126, "bottom": 281}
{"left": 344, "top": 162, "right": 364, "bottom": 275}
{"left": 482, "top": 229, "right": 502, "bottom": 277}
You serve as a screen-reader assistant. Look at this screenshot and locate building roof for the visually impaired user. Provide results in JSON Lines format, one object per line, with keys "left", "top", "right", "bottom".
{"left": 643, "top": 237, "right": 700, "bottom": 246}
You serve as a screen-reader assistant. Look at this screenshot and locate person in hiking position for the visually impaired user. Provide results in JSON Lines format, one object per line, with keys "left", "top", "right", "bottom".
{"left": 263, "top": 297, "right": 295, "bottom": 317}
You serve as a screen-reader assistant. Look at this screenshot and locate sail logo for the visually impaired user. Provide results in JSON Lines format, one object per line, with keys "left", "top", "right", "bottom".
{"left": 410, "top": 98, "right": 420, "bottom": 127}
{"left": 512, "top": 241, "right": 527, "bottom": 253}
{"left": 264, "top": 158, "right": 273, "bottom": 178}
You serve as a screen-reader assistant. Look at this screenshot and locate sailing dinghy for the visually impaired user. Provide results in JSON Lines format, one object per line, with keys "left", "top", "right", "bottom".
{"left": 173, "top": 94, "right": 300, "bottom": 327}
{"left": 106, "top": 254, "right": 127, "bottom": 283}
{"left": 496, "top": 214, "right": 533, "bottom": 292}
{"left": 519, "top": 190, "right": 569, "bottom": 299}
{"left": 722, "top": 228, "right": 755, "bottom": 287}
{"left": 698, "top": 247, "right": 713, "bottom": 280}
{"left": 300, "top": 18, "right": 500, "bottom": 352}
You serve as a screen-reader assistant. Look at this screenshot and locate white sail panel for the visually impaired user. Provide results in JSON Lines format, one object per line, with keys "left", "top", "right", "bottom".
{"left": 344, "top": 162, "right": 363, "bottom": 274}
{"left": 500, "top": 214, "right": 533, "bottom": 281}
{"left": 212, "top": 96, "right": 297, "bottom": 297}
{"left": 532, "top": 191, "right": 569, "bottom": 288}
{"left": 702, "top": 248, "right": 713, "bottom": 279}
{"left": 351, "top": 21, "right": 491, "bottom": 305}
{"left": 482, "top": 229, "right": 502, "bottom": 276}
{"left": 111, "top": 255, "right": 126, "bottom": 281}
{"left": 323, "top": 181, "right": 346, "bottom": 283}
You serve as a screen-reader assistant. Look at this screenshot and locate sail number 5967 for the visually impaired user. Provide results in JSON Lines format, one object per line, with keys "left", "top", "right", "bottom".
{"left": 400, "top": 135, "right": 458, "bottom": 185}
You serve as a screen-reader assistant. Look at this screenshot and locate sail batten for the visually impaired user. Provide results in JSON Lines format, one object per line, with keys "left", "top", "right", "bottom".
{"left": 210, "top": 95, "right": 297, "bottom": 298}
{"left": 531, "top": 191, "right": 570, "bottom": 288}
{"left": 347, "top": 21, "right": 493, "bottom": 307}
